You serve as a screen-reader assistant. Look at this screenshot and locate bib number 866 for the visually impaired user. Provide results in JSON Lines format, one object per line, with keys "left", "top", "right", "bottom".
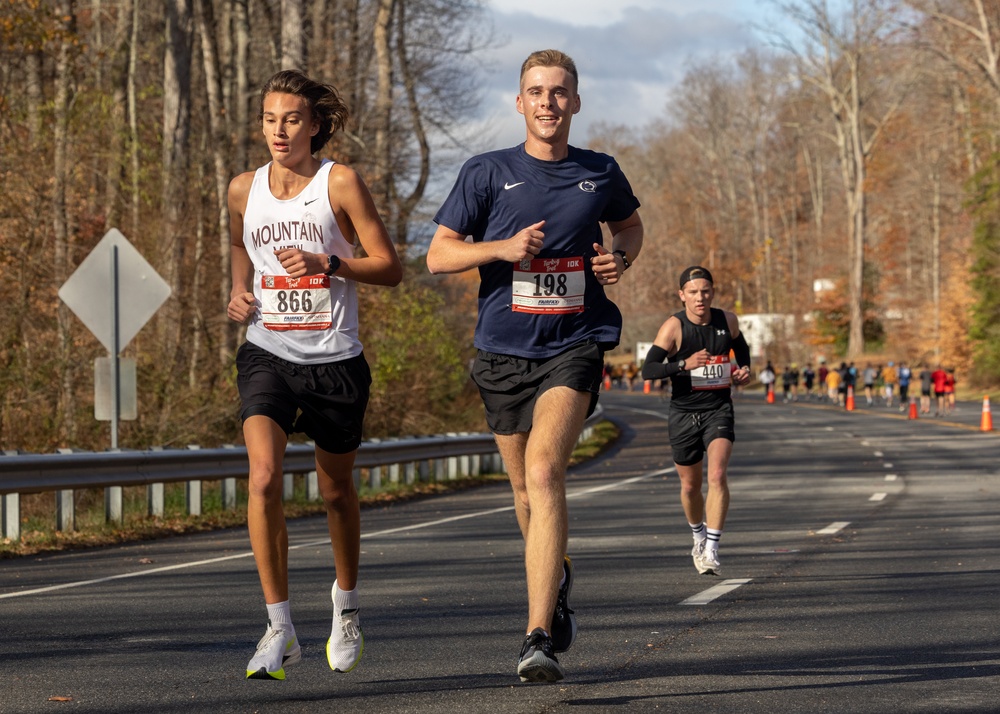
{"left": 274, "top": 290, "right": 314, "bottom": 313}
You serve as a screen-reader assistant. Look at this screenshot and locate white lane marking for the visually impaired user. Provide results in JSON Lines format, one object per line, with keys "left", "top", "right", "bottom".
{"left": 816, "top": 521, "right": 850, "bottom": 535}
{"left": 680, "top": 578, "right": 752, "bottom": 606}
{"left": 885, "top": 474, "right": 898, "bottom": 481}
{"left": 0, "top": 467, "right": 674, "bottom": 601}
{"left": 870, "top": 492, "right": 887, "bottom": 501}
{"left": 873, "top": 451, "right": 883, "bottom": 457}
{"left": 883, "top": 463, "right": 894, "bottom": 468}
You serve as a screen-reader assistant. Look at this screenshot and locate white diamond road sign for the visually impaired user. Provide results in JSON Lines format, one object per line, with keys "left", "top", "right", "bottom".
{"left": 58, "top": 228, "right": 172, "bottom": 353}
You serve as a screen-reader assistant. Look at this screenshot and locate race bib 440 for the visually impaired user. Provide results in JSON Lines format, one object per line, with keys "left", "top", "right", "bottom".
{"left": 260, "top": 274, "right": 332, "bottom": 331}
{"left": 512, "top": 256, "right": 585, "bottom": 314}
{"left": 691, "top": 355, "right": 732, "bottom": 390}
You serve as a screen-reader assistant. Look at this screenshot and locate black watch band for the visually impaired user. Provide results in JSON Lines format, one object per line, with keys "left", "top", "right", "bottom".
{"left": 613, "top": 249, "right": 630, "bottom": 271}
{"left": 325, "top": 254, "right": 341, "bottom": 276}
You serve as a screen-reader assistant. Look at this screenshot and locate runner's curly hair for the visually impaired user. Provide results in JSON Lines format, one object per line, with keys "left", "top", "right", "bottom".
{"left": 258, "top": 70, "right": 349, "bottom": 155}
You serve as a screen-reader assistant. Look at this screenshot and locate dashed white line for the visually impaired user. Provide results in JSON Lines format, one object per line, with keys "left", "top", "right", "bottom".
{"left": 816, "top": 521, "right": 850, "bottom": 535}
{"left": 870, "top": 492, "right": 887, "bottom": 501}
{"left": 885, "top": 474, "right": 898, "bottom": 481}
{"left": 680, "top": 578, "right": 752, "bottom": 606}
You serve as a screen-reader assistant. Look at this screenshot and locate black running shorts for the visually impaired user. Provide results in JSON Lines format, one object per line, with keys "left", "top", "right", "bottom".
{"left": 236, "top": 342, "right": 371, "bottom": 454}
{"left": 471, "top": 341, "right": 604, "bottom": 435}
{"left": 668, "top": 402, "right": 735, "bottom": 466}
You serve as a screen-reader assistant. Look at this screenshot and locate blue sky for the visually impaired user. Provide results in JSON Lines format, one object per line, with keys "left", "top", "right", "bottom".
{"left": 473, "top": 0, "right": 786, "bottom": 149}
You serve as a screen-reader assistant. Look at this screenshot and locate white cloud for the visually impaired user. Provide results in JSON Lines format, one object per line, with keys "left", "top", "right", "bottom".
{"left": 474, "top": 2, "right": 772, "bottom": 150}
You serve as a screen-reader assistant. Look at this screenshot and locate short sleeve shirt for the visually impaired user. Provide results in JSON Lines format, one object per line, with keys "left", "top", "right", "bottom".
{"left": 434, "top": 144, "right": 640, "bottom": 359}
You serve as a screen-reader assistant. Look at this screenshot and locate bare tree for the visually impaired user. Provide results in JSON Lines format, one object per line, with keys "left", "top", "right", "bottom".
{"left": 777, "top": 0, "right": 911, "bottom": 356}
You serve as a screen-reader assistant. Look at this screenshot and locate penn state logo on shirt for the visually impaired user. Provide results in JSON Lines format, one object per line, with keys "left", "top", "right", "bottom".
{"left": 578, "top": 180, "right": 596, "bottom": 193}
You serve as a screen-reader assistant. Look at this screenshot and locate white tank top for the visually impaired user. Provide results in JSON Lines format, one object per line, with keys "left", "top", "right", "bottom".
{"left": 242, "top": 159, "right": 362, "bottom": 364}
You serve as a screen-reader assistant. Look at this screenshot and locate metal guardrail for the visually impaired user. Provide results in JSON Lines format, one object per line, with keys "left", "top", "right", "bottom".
{"left": 0, "top": 406, "right": 603, "bottom": 540}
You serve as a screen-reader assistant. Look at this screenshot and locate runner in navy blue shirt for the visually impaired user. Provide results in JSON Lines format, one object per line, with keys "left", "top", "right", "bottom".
{"left": 427, "top": 49, "right": 642, "bottom": 683}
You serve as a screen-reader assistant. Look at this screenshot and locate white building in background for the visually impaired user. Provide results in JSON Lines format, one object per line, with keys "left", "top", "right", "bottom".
{"left": 738, "top": 313, "right": 796, "bottom": 360}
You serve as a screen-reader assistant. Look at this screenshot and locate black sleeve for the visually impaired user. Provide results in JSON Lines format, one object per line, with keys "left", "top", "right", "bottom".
{"left": 732, "top": 332, "right": 751, "bottom": 369}
{"left": 642, "top": 345, "right": 683, "bottom": 380}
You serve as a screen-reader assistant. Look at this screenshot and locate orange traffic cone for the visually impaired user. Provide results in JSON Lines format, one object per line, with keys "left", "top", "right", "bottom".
{"left": 980, "top": 395, "right": 993, "bottom": 432}
{"left": 643, "top": 380, "right": 651, "bottom": 394}
{"left": 908, "top": 397, "right": 918, "bottom": 420}
{"left": 846, "top": 385, "right": 855, "bottom": 411}
{"left": 766, "top": 384, "right": 775, "bottom": 404}
{"left": 603, "top": 374, "right": 612, "bottom": 390}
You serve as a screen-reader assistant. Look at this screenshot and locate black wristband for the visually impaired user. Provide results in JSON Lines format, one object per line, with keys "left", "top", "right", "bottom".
{"left": 642, "top": 345, "right": 683, "bottom": 380}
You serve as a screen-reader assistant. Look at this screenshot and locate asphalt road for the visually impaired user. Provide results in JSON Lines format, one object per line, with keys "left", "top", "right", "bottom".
{"left": 2, "top": 390, "right": 998, "bottom": 713}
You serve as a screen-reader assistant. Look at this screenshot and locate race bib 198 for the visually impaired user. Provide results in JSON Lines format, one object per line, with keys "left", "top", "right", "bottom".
{"left": 260, "top": 274, "right": 332, "bottom": 331}
{"left": 691, "top": 355, "right": 732, "bottom": 390}
{"left": 512, "top": 256, "right": 585, "bottom": 314}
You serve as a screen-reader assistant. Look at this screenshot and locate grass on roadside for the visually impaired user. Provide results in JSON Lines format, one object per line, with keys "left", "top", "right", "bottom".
{"left": 1, "top": 420, "right": 619, "bottom": 559}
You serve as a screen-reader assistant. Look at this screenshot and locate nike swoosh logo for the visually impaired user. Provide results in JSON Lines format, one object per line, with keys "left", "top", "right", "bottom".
{"left": 504, "top": 182, "right": 525, "bottom": 190}
{"left": 304, "top": 198, "right": 318, "bottom": 205}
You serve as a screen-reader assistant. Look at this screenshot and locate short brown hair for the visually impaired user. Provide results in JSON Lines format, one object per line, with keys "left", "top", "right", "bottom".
{"left": 519, "top": 49, "right": 579, "bottom": 92}
{"left": 258, "top": 70, "right": 349, "bottom": 155}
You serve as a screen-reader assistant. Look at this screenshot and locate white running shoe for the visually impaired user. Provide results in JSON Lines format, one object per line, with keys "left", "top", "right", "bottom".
{"left": 691, "top": 540, "right": 708, "bottom": 573}
{"left": 697, "top": 549, "right": 721, "bottom": 576}
{"left": 327, "top": 606, "right": 364, "bottom": 672}
{"left": 246, "top": 623, "right": 301, "bottom": 680}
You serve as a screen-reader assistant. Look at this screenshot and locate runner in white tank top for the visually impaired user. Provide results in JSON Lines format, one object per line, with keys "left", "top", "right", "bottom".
{"left": 226, "top": 70, "right": 401, "bottom": 682}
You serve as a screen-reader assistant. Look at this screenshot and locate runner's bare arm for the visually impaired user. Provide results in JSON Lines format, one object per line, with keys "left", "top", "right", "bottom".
{"left": 426, "top": 221, "right": 546, "bottom": 274}
{"left": 227, "top": 172, "right": 257, "bottom": 324}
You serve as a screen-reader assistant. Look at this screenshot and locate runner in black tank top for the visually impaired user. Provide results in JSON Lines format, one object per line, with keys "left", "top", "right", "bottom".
{"left": 640, "top": 267, "right": 752, "bottom": 576}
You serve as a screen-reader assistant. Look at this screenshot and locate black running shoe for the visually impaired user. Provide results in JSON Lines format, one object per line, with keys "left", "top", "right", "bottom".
{"left": 517, "top": 628, "right": 565, "bottom": 683}
{"left": 550, "top": 555, "right": 576, "bottom": 653}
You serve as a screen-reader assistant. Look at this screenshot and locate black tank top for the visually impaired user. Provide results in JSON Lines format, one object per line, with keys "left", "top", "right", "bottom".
{"left": 670, "top": 308, "right": 734, "bottom": 411}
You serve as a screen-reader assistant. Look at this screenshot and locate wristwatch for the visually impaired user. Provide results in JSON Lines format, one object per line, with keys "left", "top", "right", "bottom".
{"left": 325, "top": 254, "right": 341, "bottom": 276}
{"left": 678, "top": 359, "right": 686, "bottom": 371}
{"left": 613, "top": 249, "right": 631, "bottom": 271}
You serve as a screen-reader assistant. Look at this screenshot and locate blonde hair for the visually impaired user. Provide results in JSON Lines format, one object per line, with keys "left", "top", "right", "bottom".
{"left": 519, "top": 49, "right": 578, "bottom": 92}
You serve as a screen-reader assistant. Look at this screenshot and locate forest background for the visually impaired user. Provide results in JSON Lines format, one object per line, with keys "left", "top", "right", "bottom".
{"left": 3, "top": 0, "right": 1000, "bottom": 455}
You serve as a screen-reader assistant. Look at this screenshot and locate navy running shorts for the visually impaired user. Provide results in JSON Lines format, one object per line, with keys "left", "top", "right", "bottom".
{"left": 471, "top": 341, "right": 604, "bottom": 435}
{"left": 668, "top": 402, "right": 735, "bottom": 466}
{"left": 236, "top": 342, "right": 371, "bottom": 454}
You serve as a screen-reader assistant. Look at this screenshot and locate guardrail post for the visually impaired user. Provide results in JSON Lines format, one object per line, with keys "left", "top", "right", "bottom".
{"left": 283, "top": 472, "right": 294, "bottom": 502}
{"left": 55, "top": 448, "right": 76, "bottom": 531}
{"left": 352, "top": 467, "right": 362, "bottom": 493}
{"left": 404, "top": 461, "right": 416, "bottom": 485}
{"left": 221, "top": 445, "right": 238, "bottom": 511}
{"left": 2, "top": 492, "right": 19, "bottom": 541}
{"left": 186, "top": 445, "right": 202, "bottom": 516}
{"left": 388, "top": 462, "right": 400, "bottom": 484}
{"left": 105, "top": 449, "right": 123, "bottom": 524}
{"left": 370, "top": 465, "right": 382, "bottom": 491}
{"left": 147, "top": 447, "right": 165, "bottom": 517}
{"left": 306, "top": 470, "right": 319, "bottom": 501}
{"left": 418, "top": 460, "right": 430, "bottom": 483}
{"left": 471, "top": 453, "right": 481, "bottom": 476}
{"left": 434, "top": 457, "right": 446, "bottom": 482}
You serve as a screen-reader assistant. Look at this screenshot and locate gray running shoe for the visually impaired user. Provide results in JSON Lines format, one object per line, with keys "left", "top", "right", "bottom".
{"left": 517, "top": 628, "right": 565, "bottom": 683}
{"left": 550, "top": 556, "right": 576, "bottom": 653}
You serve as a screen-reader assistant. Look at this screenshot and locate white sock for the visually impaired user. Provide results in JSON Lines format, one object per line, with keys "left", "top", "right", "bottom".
{"left": 334, "top": 583, "right": 359, "bottom": 613}
{"left": 266, "top": 601, "right": 294, "bottom": 632}
{"left": 705, "top": 528, "right": 722, "bottom": 555}
{"left": 690, "top": 522, "right": 707, "bottom": 542}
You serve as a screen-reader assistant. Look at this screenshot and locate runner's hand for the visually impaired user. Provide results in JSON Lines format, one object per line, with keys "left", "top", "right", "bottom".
{"left": 499, "top": 220, "right": 545, "bottom": 262}
{"left": 274, "top": 247, "right": 325, "bottom": 277}
{"left": 591, "top": 243, "right": 621, "bottom": 285}
{"left": 732, "top": 366, "right": 752, "bottom": 386}
{"left": 227, "top": 292, "right": 257, "bottom": 324}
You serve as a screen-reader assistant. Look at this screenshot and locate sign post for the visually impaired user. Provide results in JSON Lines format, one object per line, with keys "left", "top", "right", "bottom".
{"left": 58, "top": 229, "right": 171, "bottom": 522}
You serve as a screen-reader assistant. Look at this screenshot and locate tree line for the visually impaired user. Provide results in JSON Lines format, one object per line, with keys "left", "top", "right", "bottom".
{"left": 3, "top": 0, "right": 1000, "bottom": 453}
{"left": 0, "top": 0, "right": 489, "bottom": 451}
{"left": 598, "top": 0, "right": 1000, "bottom": 383}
